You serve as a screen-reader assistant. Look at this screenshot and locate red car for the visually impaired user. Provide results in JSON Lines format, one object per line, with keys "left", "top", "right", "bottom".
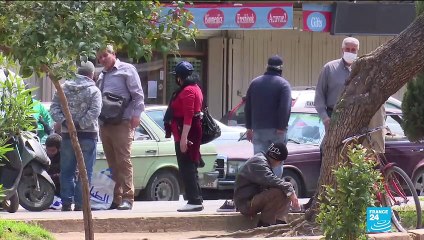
{"left": 214, "top": 107, "right": 424, "bottom": 198}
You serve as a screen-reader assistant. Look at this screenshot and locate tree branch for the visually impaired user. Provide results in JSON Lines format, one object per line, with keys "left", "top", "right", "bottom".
{"left": 0, "top": 45, "right": 11, "bottom": 54}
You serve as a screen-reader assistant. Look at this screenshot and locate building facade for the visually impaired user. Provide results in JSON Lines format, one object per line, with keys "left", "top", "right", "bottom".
{"left": 35, "top": 2, "right": 412, "bottom": 119}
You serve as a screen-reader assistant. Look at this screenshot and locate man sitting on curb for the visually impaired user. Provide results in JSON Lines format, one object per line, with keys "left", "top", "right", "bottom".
{"left": 233, "top": 142, "right": 300, "bottom": 227}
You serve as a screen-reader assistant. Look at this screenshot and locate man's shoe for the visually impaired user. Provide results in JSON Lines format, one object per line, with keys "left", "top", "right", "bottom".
{"left": 275, "top": 219, "right": 287, "bottom": 225}
{"left": 74, "top": 205, "right": 82, "bottom": 211}
{"left": 108, "top": 202, "right": 119, "bottom": 210}
{"left": 117, "top": 200, "right": 132, "bottom": 210}
{"left": 177, "top": 204, "right": 204, "bottom": 212}
{"left": 257, "top": 220, "right": 271, "bottom": 228}
{"left": 61, "top": 203, "right": 72, "bottom": 212}
{"left": 216, "top": 200, "right": 237, "bottom": 212}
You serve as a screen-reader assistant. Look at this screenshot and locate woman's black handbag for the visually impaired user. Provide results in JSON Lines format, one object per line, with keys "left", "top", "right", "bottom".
{"left": 201, "top": 107, "right": 221, "bottom": 144}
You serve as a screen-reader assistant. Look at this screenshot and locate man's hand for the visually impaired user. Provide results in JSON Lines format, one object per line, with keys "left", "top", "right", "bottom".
{"left": 323, "top": 118, "right": 331, "bottom": 132}
{"left": 290, "top": 192, "right": 301, "bottom": 212}
{"left": 130, "top": 116, "right": 140, "bottom": 129}
{"left": 246, "top": 129, "right": 253, "bottom": 142}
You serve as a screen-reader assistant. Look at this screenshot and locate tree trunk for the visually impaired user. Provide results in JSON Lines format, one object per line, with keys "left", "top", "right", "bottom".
{"left": 51, "top": 80, "right": 94, "bottom": 240}
{"left": 307, "top": 13, "right": 424, "bottom": 219}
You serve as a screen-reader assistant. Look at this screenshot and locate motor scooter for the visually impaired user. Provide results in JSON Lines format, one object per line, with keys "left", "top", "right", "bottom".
{"left": 16, "top": 131, "right": 56, "bottom": 211}
{"left": 0, "top": 136, "right": 23, "bottom": 213}
{"left": 0, "top": 131, "right": 55, "bottom": 212}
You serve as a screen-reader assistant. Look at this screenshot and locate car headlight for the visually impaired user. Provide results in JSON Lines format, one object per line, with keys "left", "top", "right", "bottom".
{"left": 227, "top": 161, "right": 245, "bottom": 176}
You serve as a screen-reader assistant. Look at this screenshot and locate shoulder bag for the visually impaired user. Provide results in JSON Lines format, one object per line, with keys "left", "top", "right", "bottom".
{"left": 201, "top": 106, "right": 221, "bottom": 144}
{"left": 98, "top": 74, "right": 129, "bottom": 125}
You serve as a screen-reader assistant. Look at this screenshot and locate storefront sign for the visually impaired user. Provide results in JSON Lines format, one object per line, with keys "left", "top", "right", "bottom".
{"left": 302, "top": 4, "right": 332, "bottom": 32}
{"left": 163, "top": 3, "right": 293, "bottom": 30}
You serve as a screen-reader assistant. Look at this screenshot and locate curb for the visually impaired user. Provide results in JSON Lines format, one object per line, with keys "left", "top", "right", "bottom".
{"left": 26, "top": 213, "right": 304, "bottom": 233}
{"left": 18, "top": 213, "right": 424, "bottom": 240}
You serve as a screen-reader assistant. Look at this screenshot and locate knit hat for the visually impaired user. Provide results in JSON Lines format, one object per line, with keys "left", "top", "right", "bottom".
{"left": 266, "top": 142, "right": 288, "bottom": 161}
{"left": 77, "top": 60, "right": 95, "bottom": 76}
{"left": 171, "top": 61, "right": 194, "bottom": 79}
{"left": 267, "top": 55, "right": 283, "bottom": 70}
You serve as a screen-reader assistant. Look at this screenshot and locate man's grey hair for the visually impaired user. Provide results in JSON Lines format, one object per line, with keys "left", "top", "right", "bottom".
{"left": 99, "top": 44, "right": 115, "bottom": 54}
{"left": 342, "top": 37, "right": 360, "bottom": 49}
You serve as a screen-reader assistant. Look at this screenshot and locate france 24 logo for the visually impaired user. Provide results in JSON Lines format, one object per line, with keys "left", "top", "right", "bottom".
{"left": 366, "top": 207, "right": 391, "bottom": 233}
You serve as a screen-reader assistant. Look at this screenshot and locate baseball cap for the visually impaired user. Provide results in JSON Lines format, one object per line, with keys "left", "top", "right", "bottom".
{"left": 171, "top": 61, "right": 194, "bottom": 78}
{"left": 266, "top": 142, "right": 288, "bottom": 161}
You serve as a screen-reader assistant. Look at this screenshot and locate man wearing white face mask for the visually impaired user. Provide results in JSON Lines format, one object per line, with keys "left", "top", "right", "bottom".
{"left": 304, "top": 37, "right": 386, "bottom": 212}
{"left": 315, "top": 37, "right": 360, "bottom": 130}
{"left": 314, "top": 37, "right": 385, "bottom": 150}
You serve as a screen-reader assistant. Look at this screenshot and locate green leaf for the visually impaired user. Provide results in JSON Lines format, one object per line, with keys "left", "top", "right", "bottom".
{"left": 76, "top": 21, "right": 83, "bottom": 30}
{"left": 19, "top": 66, "right": 34, "bottom": 78}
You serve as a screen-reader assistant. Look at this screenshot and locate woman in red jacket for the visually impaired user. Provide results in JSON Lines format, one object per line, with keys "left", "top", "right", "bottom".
{"left": 164, "top": 61, "right": 204, "bottom": 212}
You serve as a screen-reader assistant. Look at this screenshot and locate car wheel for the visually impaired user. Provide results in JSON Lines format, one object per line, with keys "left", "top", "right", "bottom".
{"left": 413, "top": 168, "right": 424, "bottom": 196}
{"left": 145, "top": 171, "right": 180, "bottom": 201}
{"left": 282, "top": 170, "right": 304, "bottom": 197}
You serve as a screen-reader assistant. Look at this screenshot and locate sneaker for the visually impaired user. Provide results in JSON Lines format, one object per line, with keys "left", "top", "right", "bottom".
{"left": 61, "top": 203, "right": 72, "bottom": 212}
{"left": 177, "top": 203, "right": 204, "bottom": 212}
{"left": 117, "top": 200, "right": 133, "bottom": 210}
{"left": 216, "top": 200, "right": 237, "bottom": 212}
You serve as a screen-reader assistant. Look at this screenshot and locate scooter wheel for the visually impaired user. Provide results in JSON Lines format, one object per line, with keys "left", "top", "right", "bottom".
{"left": 18, "top": 174, "right": 54, "bottom": 211}
{"left": 2, "top": 191, "right": 20, "bottom": 213}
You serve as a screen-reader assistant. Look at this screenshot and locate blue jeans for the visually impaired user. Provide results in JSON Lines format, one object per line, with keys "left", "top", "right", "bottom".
{"left": 253, "top": 128, "right": 288, "bottom": 178}
{"left": 60, "top": 137, "right": 97, "bottom": 206}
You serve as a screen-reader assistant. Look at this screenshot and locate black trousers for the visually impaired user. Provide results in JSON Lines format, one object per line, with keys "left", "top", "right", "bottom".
{"left": 175, "top": 142, "right": 203, "bottom": 205}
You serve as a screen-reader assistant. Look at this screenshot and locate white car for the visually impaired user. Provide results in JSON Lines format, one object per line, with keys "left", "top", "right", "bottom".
{"left": 220, "top": 87, "right": 402, "bottom": 127}
{"left": 143, "top": 105, "right": 246, "bottom": 145}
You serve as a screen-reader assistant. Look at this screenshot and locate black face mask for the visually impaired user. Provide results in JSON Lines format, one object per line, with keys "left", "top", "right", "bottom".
{"left": 175, "top": 76, "right": 182, "bottom": 87}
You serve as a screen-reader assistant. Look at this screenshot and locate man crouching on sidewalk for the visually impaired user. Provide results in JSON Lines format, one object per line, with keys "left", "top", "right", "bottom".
{"left": 234, "top": 142, "right": 300, "bottom": 227}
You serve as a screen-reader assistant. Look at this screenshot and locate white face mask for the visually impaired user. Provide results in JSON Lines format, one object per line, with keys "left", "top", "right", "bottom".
{"left": 343, "top": 52, "right": 357, "bottom": 64}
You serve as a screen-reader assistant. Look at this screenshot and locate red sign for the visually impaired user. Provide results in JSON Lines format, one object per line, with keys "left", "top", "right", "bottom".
{"left": 268, "top": 8, "right": 288, "bottom": 28}
{"left": 235, "top": 8, "right": 256, "bottom": 28}
{"left": 204, "top": 9, "right": 224, "bottom": 28}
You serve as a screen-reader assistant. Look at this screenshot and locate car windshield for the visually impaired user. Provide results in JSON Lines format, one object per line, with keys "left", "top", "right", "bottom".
{"left": 287, "top": 112, "right": 325, "bottom": 145}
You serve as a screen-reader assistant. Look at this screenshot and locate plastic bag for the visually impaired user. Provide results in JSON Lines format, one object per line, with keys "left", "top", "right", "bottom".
{"left": 90, "top": 168, "right": 115, "bottom": 210}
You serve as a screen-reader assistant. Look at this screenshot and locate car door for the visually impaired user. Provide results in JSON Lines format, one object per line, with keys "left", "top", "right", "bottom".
{"left": 94, "top": 117, "right": 159, "bottom": 194}
{"left": 384, "top": 114, "right": 424, "bottom": 178}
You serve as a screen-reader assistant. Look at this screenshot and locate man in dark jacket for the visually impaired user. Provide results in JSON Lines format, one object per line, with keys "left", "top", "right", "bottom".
{"left": 234, "top": 142, "right": 300, "bottom": 227}
{"left": 244, "top": 55, "right": 291, "bottom": 178}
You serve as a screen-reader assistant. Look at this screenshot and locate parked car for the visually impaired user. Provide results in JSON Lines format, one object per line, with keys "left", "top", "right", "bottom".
{"left": 214, "top": 106, "right": 424, "bottom": 198}
{"left": 220, "top": 88, "right": 402, "bottom": 127}
{"left": 141, "top": 105, "right": 247, "bottom": 145}
{"left": 42, "top": 103, "right": 218, "bottom": 201}
{"left": 94, "top": 105, "right": 221, "bottom": 201}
